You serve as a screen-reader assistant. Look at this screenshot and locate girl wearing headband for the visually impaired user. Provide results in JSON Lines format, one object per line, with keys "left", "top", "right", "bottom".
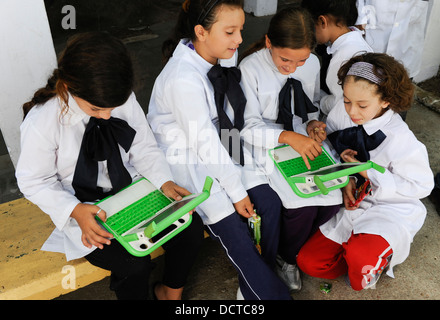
{"left": 15, "top": 32, "right": 204, "bottom": 300}
{"left": 238, "top": 6, "right": 342, "bottom": 292}
{"left": 297, "top": 53, "right": 434, "bottom": 290}
{"left": 148, "top": 0, "right": 291, "bottom": 299}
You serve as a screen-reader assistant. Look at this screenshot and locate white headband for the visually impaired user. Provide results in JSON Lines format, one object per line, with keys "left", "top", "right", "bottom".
{"left": 347, "top": 62, "right": 383, "bottom": 85}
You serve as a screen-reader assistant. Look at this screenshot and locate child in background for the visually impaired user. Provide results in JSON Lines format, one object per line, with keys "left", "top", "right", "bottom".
{"left": 297, "top": 53, "right": 434, "bottom": 290}
{"left": 15, "top": 32, "right": 205, "bottom": 300}
{"left": 239, "top": 7, "right": 342, "bottom": 292}
{"left": 355, "top": 0, "right": 430, "bottom": 121}
{"left": 148, "top": 0, "right": 291, "bottom": 300}
{"left": 302, "top": 0, "right": 373, "bottom": 116}
{"left": 355, "top": 0, "right": 429, "bottom": 79}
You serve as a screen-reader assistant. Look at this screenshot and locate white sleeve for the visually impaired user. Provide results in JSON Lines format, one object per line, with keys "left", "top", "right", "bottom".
{"left": 368, "top": 140, "right": 434, "bottom": 201}
{"left": 163, "top": 75, "right": 247, "bottom": 203}
{"left": 15, "top": 120, "right": 80, "bottom": 231}
{"left": 355, "top": 0, "right": 368, "bottom": 26}
{"left": 320, "top": 58, "right": 344, "bottom": 116}
{"left": 308, "top": 62, "right": 321, "bottom": 122}
{"left": 126, "top": 94, "right": 174, "bottom": 189}
{"left": 240, "top": 65, "right": 283, "bottom": 149}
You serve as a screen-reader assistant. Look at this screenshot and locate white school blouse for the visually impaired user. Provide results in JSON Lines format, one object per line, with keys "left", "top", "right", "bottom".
{"left": 321, "top": 101, "right": 434, "bottom": 276}
{"left": 16, "top": 92, "right": 174, "bottom": 261}
{"left": 147, "top": 40, "right": 266, "bottom": 226}
{"left": 239, "top": 48, "right": 342, "bottom": 209}
{"left": 356, "top": 0, "right": 429, "bottom": 78}
{"left": 320, "top": 29, "right": 373, "bottom": 116}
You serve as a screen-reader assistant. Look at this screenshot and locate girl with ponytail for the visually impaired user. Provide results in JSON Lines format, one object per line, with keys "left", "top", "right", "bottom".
{"left": 16, "top": 32, "right": 204, "bottom": 300}
{"left": 148, "top": 0, "right": 291, "bottom": 300}
{"left": 239, "top": 6, "right": 342, "bottom": 292}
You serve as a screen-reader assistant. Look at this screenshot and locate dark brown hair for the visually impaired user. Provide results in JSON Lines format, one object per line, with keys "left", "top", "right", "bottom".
{"left": 23, "top": 32, "right": 134, "bottom": 119}
{"left": 301, "top": 0, "right": 358, "bottom": 27}
{"left": 162, "top": 0, "right": 244, "bottom": 65}
{"left": 338, "top": 53, "right": 414, "bottom": 113}
{"left": 239, "top": 6, "right": 316, "bottom": 63}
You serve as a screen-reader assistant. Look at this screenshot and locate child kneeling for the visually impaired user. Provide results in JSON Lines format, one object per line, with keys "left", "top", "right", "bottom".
{"left": 297, "top": 53, "right": 434, "bottom": 290}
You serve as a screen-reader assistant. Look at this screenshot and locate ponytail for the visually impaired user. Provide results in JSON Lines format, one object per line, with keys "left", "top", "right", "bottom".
{"left": 22, "top": 69, "right": 68, "bottom": 119}
{"left": 162, "top": 9, "right": 194, "bottom": 65}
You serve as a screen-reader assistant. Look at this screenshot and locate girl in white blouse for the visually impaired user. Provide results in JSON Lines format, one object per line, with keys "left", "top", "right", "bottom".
{"left": 239, "top": 7, "right": 342, "bottom": 292}
{"left": 16, "top": 32, "right": 204, "bottom": 300}
{"left": 302, "top": 0, "right": 373, "bottom": 116}
{"left": 147, "top": 0, "right": 291, "bottom": 300}
{"left": 297, "top": 53, "right": 434, "bottom": 290}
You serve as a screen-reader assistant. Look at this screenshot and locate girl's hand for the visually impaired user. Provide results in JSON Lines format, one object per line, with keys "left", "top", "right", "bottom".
{"left": 161, "top": 181, "right": 195, "bottom": 214}
{"left": 279, "top": 131, "right": 322, "bottom": 170}
{"left": 307, "top": 120, "right": 327, "bottom": 144}
{"left": 340, "top": 149, "right": 359, "bottom": 163}
{"left": 340, "top": 149, "right": 369, "bottom": 179}
{"left": 342, "top": 177, "right": 358, "bottom": 210}
{"left": 71, "top": 203, "right": 113, "bottom": 249}
{"left": 234, "top": 196, "right": 255, "bottom": 218}
{"left": 161, "top": 180, "right": 192, "bottom": 201}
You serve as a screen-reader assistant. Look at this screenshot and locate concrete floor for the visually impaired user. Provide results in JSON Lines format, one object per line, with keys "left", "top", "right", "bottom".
{"left": 1, "top": 0, "right": 439, "bottom": 301}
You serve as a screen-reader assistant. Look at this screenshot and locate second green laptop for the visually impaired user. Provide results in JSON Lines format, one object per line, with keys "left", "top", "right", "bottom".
{"left": 269, "top": 145, "right": 384, "bottom": 198}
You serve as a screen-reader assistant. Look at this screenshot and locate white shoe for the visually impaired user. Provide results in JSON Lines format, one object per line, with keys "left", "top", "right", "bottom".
{"left": 236, "top": 287, "right": 244, "bottom": 300}
{"left": 363, "top": 268, "right": 384, "bottom": 290}
{"left": 345, "top": 254, "right": 392, "bottom": 290}
{"left": 345, "top": 272, "right": 379, "bottom": 290}
{"left": 275, "top": 255, "right": 302, "bottom": 292}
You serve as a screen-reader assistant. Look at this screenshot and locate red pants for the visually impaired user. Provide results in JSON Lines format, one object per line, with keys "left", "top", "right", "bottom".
{"left": 297, "top": 230, "right": 393, "bottom": 291}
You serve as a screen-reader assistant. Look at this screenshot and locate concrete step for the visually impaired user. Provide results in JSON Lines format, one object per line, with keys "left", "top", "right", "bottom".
{"left": 0, "top": 197, "right": 171, "bottom": 300}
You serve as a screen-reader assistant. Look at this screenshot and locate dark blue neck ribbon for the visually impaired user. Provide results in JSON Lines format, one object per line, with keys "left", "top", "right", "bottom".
{"left": 276, "top": 78, "right": 318, "bottom": 131}
{"left": 328, "top": 125, "right": 386, "bottom": 163}
{"left": 207, "top": 64, "right": 246, "bottom": 165}
{"left": 72, "top": 117, "right": 136, "bottom": 202}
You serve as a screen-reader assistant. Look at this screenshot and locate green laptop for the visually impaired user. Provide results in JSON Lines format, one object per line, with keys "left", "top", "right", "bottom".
{"left": 269, "top": 145, "right": 384, "bottom": 198}
{"left": 95, "top": 176, "right": 213, "bottom": 257}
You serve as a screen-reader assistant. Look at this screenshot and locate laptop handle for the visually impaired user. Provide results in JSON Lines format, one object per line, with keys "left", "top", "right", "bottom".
{"left": 290, "top": 161, "right": 385, "bottom": 195}
{"left": 143, "top": 176, "right": 213, "bottom": 238}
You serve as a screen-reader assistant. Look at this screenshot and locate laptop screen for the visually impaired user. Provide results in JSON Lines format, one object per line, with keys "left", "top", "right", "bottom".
{"left": 304, "top": 163, "right": 365, "bottom": 176}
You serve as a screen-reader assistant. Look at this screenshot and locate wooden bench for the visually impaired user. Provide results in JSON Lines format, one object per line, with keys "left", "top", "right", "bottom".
{"left": 0, "top": 197, "right": 189, "bottom": 300}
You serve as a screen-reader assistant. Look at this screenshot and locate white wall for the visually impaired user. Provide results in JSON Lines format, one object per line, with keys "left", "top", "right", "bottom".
{"left": 244, "top": 0, "right": 277, "bottom": 17}
{"left": 0, "top": 0, "right": 57, "bottom": 167}
{"left": 414, "top": 0, "right": 440, "bottom": 83}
